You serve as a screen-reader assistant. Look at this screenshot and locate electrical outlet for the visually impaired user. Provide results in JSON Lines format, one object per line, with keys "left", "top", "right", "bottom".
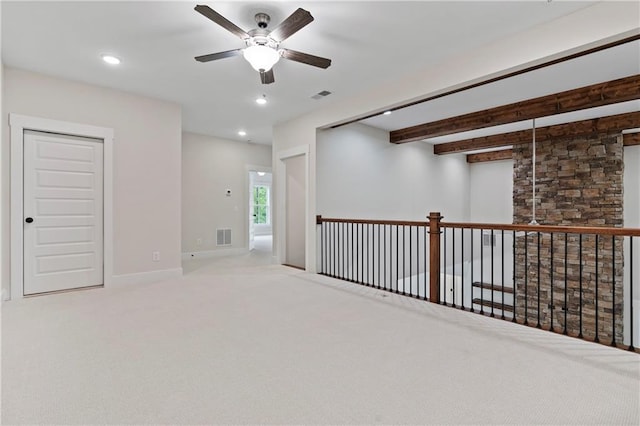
{"left": 152, "top": 251, "right": 160, "bottom": 262}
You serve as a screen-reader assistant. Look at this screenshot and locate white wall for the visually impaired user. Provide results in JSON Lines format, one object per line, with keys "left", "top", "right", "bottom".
{"left": 273, "top": 3, "right": 639, "bottom": 272}
{"left": 2, "top": 67, "right": 182, "bottom": 297}
{"left": 469, "top": 159, "right": 513, "bottom": 223}
{"left": 182, "top": 132, "right": 271, "bottom": 254}
{"left": 317, "top": 123, "right": 469, "bottom": 221}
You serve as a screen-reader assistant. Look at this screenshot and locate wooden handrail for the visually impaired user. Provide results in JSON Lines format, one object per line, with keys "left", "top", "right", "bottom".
{"left": 439, "top": 222, "right": 640, "bottom": 237}
{"left": 316, "top": 215, "right": 640, "bottom": 237}
{"left": 316, "top": 216, "right": 427, "bottom": 227}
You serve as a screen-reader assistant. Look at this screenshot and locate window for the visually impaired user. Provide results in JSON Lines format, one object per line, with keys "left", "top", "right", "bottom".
{"left": 253, "top": 185, "right": 270, "bottom": 225}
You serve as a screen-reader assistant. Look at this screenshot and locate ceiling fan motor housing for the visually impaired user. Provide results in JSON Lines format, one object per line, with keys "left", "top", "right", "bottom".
{"left": 255, "top": 13, "right": 270, "bottom": 29}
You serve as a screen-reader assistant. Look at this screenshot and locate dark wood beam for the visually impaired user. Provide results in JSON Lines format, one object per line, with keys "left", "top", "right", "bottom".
{"left": 434, "top": 111, "right": 640, "bottom": 155}
{"left": 466, "top": 149, "right": 513, "bottom": 163}
{"left": 391, "top": 74, "right": 640, "bottom": 144}
{"left": 624, "top": 132, "right": 640, "bottom": 147}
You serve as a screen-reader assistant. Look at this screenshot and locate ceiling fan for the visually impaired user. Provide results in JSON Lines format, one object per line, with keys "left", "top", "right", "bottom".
{"left": 194, "top": 4, "right": 332, "bottom": 84}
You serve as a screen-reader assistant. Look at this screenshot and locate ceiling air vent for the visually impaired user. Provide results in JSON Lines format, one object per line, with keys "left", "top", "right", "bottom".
{"left": 311, "top": 90, "right": 332, "bottom": 100}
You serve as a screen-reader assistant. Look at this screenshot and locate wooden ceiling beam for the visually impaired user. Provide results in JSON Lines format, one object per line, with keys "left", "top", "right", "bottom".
{"left": 624, "top": 132, "right": 640, "bottom": 147}
{"left": 434, "top": 111, "right": 640, "bottom": 155}
{"left": 390, "top": 74, "right": 640, "bottom": 144}
{"left": 466, "top": 149, "right": 513, "bottom": 163}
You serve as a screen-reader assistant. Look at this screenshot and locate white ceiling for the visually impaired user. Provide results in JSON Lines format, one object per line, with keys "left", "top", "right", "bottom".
{"left": 1, "top": 1, "right": 606, "bottom": 145}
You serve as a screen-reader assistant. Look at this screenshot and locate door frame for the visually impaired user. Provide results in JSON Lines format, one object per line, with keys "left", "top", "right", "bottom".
{"left": 276, "top": 145, "right": 309, "bottom": 268}
{"left": 10, "top": 114, "right": 114, "bottom": 300}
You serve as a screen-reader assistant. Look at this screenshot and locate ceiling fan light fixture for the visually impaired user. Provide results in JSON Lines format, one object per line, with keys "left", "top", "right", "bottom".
{"left": 243, "top": 45, "right": 280, "bottom": 72}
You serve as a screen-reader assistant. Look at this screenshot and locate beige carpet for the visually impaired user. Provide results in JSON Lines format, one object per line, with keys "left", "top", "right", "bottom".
{"left": 2, "top": 240, "right": 639, "bottom": 425}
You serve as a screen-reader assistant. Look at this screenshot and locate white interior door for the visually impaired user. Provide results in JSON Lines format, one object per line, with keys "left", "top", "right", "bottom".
{"left": 23, "top": 130, "right": 104, "bottom": 295}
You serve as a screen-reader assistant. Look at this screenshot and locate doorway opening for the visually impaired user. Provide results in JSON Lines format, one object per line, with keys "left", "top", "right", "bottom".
{"left": 248, "top": 170, "right": 272, "bottom": 253}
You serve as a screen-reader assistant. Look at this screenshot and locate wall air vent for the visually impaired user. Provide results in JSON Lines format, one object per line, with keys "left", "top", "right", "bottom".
{"left": 311, "top": 90, "right": 332, "bottom": 100}
{"left": 216, "top": 228, "right": 232, "bottom": 246}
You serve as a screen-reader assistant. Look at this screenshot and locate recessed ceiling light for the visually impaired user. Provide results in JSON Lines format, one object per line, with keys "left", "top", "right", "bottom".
{"left": 255, "top": 96, "right": 267, "bottom": 105}
{"left": 101, "top": 54, "right": 121, "bottom": 65}
{"left": 238, "top": 130, "right": 247, "bottom": 137}
{"left": 383, "top": 110, "right": 392, "bottom": 115}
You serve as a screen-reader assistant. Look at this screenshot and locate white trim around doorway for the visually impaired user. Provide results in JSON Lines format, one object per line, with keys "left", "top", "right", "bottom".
{"left": 9, "top": 114, "right": 114, "bottom": 300}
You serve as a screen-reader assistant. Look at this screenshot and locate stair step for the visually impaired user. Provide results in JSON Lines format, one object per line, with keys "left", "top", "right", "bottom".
{"left": 472, "top": 282, "right": 514, "bottom": 294}
{"left": 472, "top": 298, "right": 514, "bottom": 313}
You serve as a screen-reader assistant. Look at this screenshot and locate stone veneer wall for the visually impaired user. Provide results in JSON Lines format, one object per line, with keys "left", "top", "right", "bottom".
{"left": 513, "top": 134, "right": 624, "bottom": 343}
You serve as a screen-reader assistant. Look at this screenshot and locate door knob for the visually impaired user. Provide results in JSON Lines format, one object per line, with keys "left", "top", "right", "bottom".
{"left": 25, "top": 217, "right": 34, "bottom": 223}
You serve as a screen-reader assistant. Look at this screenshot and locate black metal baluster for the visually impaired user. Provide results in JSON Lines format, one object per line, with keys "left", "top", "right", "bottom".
{"left": 378, "top": 224, "right": 381, "bottom": 290}
{"left": 490, "top": 229, "right": 494, "bottom": 317}
{"left": 537, "top": 232, "right": 541, "bottom": 329}
{"left": 524, "top": 232, "right": 528, "bottom": 325}
{"left": 353, "top": 223, "right": 357, "bottom": 282}
{"left": 363, "top": 223, "right": 367, "bottom": 285}
{"left": 501, "top": 230, "right": 505, "bottom": 319}
{"left": 402, "top": 225, "right": 406, "bottom": 295}
{"left": 611, "top": 235, "right": 617, "bottom": 347}
{"left": 369, "top": 224, "right": 373, "bottom": 286}
{"left": 594, "top": 235, "right": 599, "bottom": 343}
{"left": 424, "top": 225, "right": 427, "bottom": 301}
{"left": 443, "top": 228, "right": 448, "bottom": 305}
{"left": 361, "top": 223, "right": 365, "bottom": 284}
{"left": 344, "top": 222, "right": 348, "bottom": 280}
{"left": 416, "top": 226, "right": 420, "bottom": 298}
{"left": 564, "top": 233, "right": 568, "bottom": 335}
{"left": 578, "top": 234, "right": 583, "bottom": 338}
{"left": 329, "top": 222, "right": 336, "bottom": 277}
{"left": 629, "top": 237, "right": 635, "bottom": 351}
{"left": 512, "top": 230, "right": 516, "bottom": 323}
{"left": 410, "top": 225, "right": 413, "bottom": 297}
{"left": 384, "top": 225, "right": 387, "bottom": 290}
{"left": 320, "top": 221, "right": 324, "bottom": 274}
{"left": 453, "top": 228, "right": 457, "bottom": 308}
{"left": 550, "top": 233, "right": 554, "bottom": 331}
{"left": 471, "top": 230, "right": 475, "bottom": 313}
{"left": 462, "top": 228, "right": 466, "bottom": 310}
{"left": 396, "top": 225, "right": 399, "bottom": 294}
{"left": 340, "top": 222, "right": 343, "bottom": 279}
{"left": 480, "top": 229, "right": 484, "bottom": 315}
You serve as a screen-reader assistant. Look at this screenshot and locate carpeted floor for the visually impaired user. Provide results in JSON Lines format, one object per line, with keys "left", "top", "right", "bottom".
{"left": 2, "top": 237, "right": 639, "bottom": 425}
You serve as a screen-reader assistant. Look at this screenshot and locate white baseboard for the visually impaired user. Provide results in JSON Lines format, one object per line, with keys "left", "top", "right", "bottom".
{"left": 111, "top": 267, "right": 183, "bottom": 286}
{"left": 182, "top": 248, "right": 248, "bottom": 260}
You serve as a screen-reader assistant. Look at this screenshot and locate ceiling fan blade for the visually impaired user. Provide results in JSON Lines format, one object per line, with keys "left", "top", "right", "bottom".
{"left": 195, "top": 5, "right": 249, "bottom": 40}
{"left": 280, "top": 49, "right": 331, "bottom": 69}
{"left": 195, "top": 49, "right": 243, "bottom": 63}
{"left": 269, "top": 8, "right": 313, "bottom": 42}
{"left": 260, "top": 69, "right": 275, "bottom": 85}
